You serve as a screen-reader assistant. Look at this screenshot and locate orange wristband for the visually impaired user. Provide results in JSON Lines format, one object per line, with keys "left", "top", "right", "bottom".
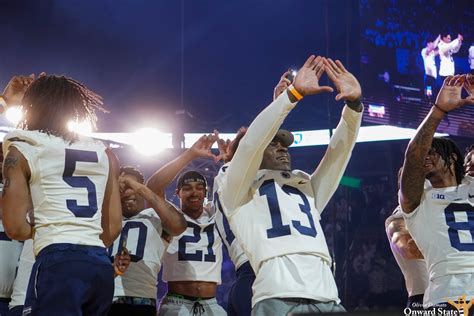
{"left": 114, "top": 263, "right": 125, "bottom": 276}
{"left": 288, "top": 85, "right": 304, "bottom": 101}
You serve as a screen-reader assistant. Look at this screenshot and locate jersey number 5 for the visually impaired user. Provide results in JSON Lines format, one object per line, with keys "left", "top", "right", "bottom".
{"left": 62, "top": 149, "right": 99, "bottom": 218}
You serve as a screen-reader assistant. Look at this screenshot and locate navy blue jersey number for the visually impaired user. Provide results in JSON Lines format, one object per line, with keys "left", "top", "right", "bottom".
{"left": 445, "top": 203, "right": 474, "bottom": 251}
{"left": 213, "top": 192, "right": 236, "bottom": 246}
{"left": 63, "top": 149, "right": 99, "bottom": 218}
{"left": 108, "top": 221, "right": 148, "bottom": 262}
{"left": 178, "top": 222, "right": 216, "bottom": 262}
{"left": 259, "top": 179, "right": 317, "bottom": 239}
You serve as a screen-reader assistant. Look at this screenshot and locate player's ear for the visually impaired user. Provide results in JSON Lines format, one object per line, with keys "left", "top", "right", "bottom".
{"left": 451, "top": 153, "right": 458, "bottom": 162}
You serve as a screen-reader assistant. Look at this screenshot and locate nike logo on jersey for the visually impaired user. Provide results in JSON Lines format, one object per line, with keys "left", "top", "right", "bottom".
{"left": 298, "top": 181, "right": 307, "bottom": 185}
{"left": 469, "top": 194, "right": 474, "bottom": 199}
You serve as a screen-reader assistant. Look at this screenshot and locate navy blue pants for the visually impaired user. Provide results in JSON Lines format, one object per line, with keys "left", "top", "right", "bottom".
{"left": 6, "top": 306, "right": 23, "bottom": 316}
{"left": 0, "top": 299, "right": 10, "bottom": 316}
{"left": 227, "top": 261, "right": 255, "bottom": 316}
{"left": 24, "top": 243, "right": 114, "bottom": 316}
{"left": 406, "top": 294, "right": 423, "bottom": 310}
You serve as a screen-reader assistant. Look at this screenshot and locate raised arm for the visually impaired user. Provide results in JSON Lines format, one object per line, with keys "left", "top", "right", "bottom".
{"left": 433, "top": 34, "right": 441, "bottom": 48}
{"left": 310, "top": 59, "right": 363, "bottom": 211}
{"left": 1, "top": 74, "right": 36, "bottom": 106}
{"left": 385, "top": 213, "right": 423, "bottom": 259}
{"left": 120, "top": 174, "right": 186, "bottom": 236}
{"left": 100, "top": 148, "right": 123, "bottom": 247}
{"left": 2, "top": 146, "right": 33, "bottom": 240}
{"left": 221, "top": 55, "right": 334, "bottom": 212}
{"left": 452, "top": 36, "right": 463, "bottom": 54}
{"left": 146, "top": 134, "right": 217, "bottom": 197}
{"left": 400, "top": 75, "right": 474, "bottom": 213}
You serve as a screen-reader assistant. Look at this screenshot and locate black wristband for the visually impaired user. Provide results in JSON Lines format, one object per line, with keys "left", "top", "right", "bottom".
{"left": 344, "top": 99, "right": 363, "bottom": 112}
{"left": 432, "top": 103, "right": 448, "bottom": 114}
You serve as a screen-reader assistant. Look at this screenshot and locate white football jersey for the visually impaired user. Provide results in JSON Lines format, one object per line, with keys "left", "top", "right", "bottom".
{"left": 162, "top": 205, "right": 222, "bottom": 283}
{"left": 217, "top": 92, "right": 362, "bottom": 306}
{"left": 109, "top": 208, "right": 168, "bottom": 299}
{"left": 403, "top": 176, "right": 474, "bottom": 305}
{"left": 217, "top": 168, "right": 331, "bottom": 272}
{"left": 0, "top": 220, "right": 23, "bottom": 298}
{"left": 212, "top": 167, "right": 249, "bottom": 270}
{"left": 9, "top": 239, "right": 34, "bottom": 307}
{"left": 386, "top": 207, "right": 428, "bottom": 297}
{"left": 3, "top": 130, "right": 109, "bottom": 255}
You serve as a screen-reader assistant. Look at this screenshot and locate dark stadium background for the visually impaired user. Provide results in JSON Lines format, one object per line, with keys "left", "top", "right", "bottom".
{"left": 1, "top": 0, "right": 473, "bottom": 312}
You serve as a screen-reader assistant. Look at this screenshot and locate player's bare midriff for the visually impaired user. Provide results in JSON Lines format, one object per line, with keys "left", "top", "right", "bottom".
{"left": 168, "top": 281, "right": 217, "bottom": 298}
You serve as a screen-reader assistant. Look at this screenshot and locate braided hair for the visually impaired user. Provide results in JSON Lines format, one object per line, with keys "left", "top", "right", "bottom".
{"left": 21, "top": 75, "right": 107, "bottom": 142}
{"left": 431, "top": 137, "right": 464, "bottom": 185}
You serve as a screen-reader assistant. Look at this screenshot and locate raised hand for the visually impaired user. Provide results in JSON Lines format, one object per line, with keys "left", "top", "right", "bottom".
{"left": 119, "top": 173, "right": 143, "bottom": 194}
{"left": 463, "top": 74, "right": 474, "bottom": 97}
{"left": 436, "top": 75, "right": 474, "bottom": 113}
{"left": 274, "top": 70, "right": 292, "bottom": 100}
{"left": 292, "top": 55, "right": 334, "bottom": 97}
{"left": 215, "top": 127, "right": 247, "bottom": 163}
{"left": 114, "top": 248, "right": 131, "bottom": 276}
{"left": 189, "top": 133, "right": 219, "bottom": 160}
{"left": 324, "top": 59, "right": 362, "bottom": 102}
{"left": 2, "top": 74, "right": 36, "bottom": 106}
{"left": 215, "top": 130, "right": 231, "bottom": 163}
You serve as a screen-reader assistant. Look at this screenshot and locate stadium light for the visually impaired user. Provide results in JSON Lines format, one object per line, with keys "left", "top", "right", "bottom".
{"left": 132, "top": 128, "right": 171, "bottom": 156}
{"left": 5, "top": 106, "right": 23, "bottom": 126}
{"left": 67, "top": 120, "right": 93, "bottom": 135}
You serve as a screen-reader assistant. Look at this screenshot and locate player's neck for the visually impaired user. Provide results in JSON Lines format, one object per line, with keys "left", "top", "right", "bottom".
{"left": 182, "top": 207, "right": 204, "bottom": 220}
{"left": 429, "top": 174, "right": 458, "bottom": 188}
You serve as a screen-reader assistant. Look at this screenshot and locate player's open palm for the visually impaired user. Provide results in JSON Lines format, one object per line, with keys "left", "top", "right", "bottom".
{"left": 292, "top": 55, "right": 333, "bottom": 97}
{"left": 189, "top": 134, "right": 218, "bottom": 160}
{"left": 3, "top": 74, "right": 36, "bottom": 106}
{"left": 436, "top": 75, "right": 474, "bottom": 112}
{"left": 324, "top": 59, "right": 361, "bottom": 102}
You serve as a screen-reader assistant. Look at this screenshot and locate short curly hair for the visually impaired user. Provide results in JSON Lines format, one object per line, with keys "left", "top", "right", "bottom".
{"left": 119, "top": 166, "right": 145, "bottom": 184}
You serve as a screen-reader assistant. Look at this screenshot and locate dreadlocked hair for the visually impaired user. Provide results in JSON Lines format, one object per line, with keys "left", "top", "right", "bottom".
{"left": 431, "top": 137, "right": 464, "bottom": 185}
{"left": 120, "top": 166, "right": 145, "bottom": 184}
{"left": 20, "top": 75, "right": 107, "bottom": 142}
{"left": 466, "top": 144, "right": 474, "bottom": 154}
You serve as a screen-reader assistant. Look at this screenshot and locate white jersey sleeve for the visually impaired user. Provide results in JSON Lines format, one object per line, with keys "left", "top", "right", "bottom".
{"left": 0, "top": 220, "right": 23, "bottom": 299}
{"left": 385, "top": 207, "right": 428, "bottom": 297}
{"left": 402, "top": 177, "right": 474, "bottom": 305}
{"left": 9, "top": 239, "right": 34, "bottom": 307}
{"left": 110, "top": 208, "right": 167, "bottom": 299}
{"left": 212, "top": 166, "right": 249, "bottom": 270}
{"left": 162, "top": 206, "right": 223, "bottom": 283}
{"left": 469, "top": 46, "right": 474, "bottom": 69}
{"left": 310, "top": 105, "right": 362, "bottom": 212}
{"left": 220, "top": 92, "right": 297, "bottom": 215}
{"left": 3, "top": 130, "right": 109, "bottom": 255}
